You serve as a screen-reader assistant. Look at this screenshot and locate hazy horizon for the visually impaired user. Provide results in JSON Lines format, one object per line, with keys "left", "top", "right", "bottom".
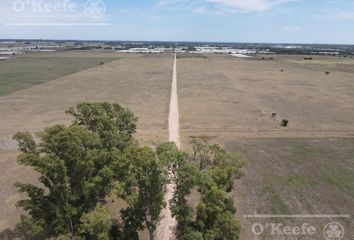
{"left": 1, "top": 38, "right": 353, "bottom": 46}
{"left": 1, "top": 0, "right": 354, "bottom": 45}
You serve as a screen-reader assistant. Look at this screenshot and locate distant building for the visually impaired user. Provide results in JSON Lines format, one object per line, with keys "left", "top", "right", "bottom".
{"left": 117, "top": 48, "right": 164, "bottom": 53}
{"left": 0, "top": 51, "right": 18, "bottom": 55}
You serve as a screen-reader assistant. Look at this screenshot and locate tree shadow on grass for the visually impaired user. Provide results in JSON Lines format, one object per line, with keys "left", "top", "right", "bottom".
{"left": 0, "top": 226, "right": 46, "bottom": 240}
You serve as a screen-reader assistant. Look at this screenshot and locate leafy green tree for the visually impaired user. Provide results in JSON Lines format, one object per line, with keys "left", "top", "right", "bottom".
{"left": 13, "top": 103, "right": 138, "bottom": 238}
{"left": 156, "top": 143, "right": 198, "bottom": 238}
{"left": 67, "top": 102, "right": 137, "bottom": 150}
{"left": 162, "top": 140, "right": 244, "bottom": 240}
{"left": 79, "top": 205, "right": 111, "bottom": 240}
{"left": 195, "top": 182, "right": 240, "bottom": 240}
{"left": 191, "top": 140, "right": 245, "bottom": 192}
{"left": 120, "top": 146, "right": 167, "bottom": 240}
{"left": 207, "top": 145, "right": 244, "bottom": 192}
{"left": 13, "top": 132, "right": 37, "bottom": 154}
{"left": 115, "top": 147, "right": 167, "bottom": 239}
{"left": 190, "top": 139, "right": 212, "bottom": 170}
{"left": 13, "top": 103, "right": 244, "bottom": 240}
{"left": 14, "top": 125, "right": 114, "bottom": 236}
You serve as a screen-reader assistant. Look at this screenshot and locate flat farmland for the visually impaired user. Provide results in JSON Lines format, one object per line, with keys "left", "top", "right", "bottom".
{"left": 1, "top": 52, "right": 353, "bottom": 239}
{"left": 0, "top": 53, "right": 173, "bottom": 234}
{"left": 177, "top": 54, "right": 354, "bottom": 239}
{"left": 230, "top": 138, "right": 354, "bottom": 240}
{"left": 0, "top": 52, "right": 121, "bottom": 96}
{"left": 178, "top": 54, "right": 354, "bottom": 139}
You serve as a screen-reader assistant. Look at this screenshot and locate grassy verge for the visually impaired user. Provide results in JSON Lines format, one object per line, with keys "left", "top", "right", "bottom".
{"left": 322, "top": 163, "right": 354, "bottom": 198}
{"left": 0, "top": 56, "right": 119, "bottom": 96}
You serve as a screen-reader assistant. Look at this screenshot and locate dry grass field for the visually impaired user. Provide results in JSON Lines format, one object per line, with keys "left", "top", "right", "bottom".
{"left": 0, "top": 52, "right": 173, "bottom": 237}
{"left": 0, "top": 52, "right": 121, "bottom": 96}
{"left": 0, "top": 52, "right": 353, "bottom": 239}
{"left": 177, "top": 54, "right": 354, "bottom": 239}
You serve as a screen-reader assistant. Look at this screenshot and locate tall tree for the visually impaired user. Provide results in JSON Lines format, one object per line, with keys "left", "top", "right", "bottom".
{"left": 13, "top": 103, "right": 137, "bottom": 237}
{"left": 160, "top": 140, "right": 245, "bottom": 240}
{"left": 157, "top": 143, "right": 198, "bottom": 238}
{"left": 66, "top": 102, "right": 137, "bottom": 150}
{"left": 119, "top": 146, "right": 167, "bottom": 240}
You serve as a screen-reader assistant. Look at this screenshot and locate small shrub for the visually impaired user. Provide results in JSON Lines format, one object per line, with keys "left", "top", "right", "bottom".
{"left": 325, "top": 71, "right": 330, "bottom": 75}
{"left": 272, "top": 113, "right": 277, "bottom": 118}
{"left": 281, "top": 69, "right": 284, "bottom": 72}
{"left": 100, "top": 62, "right": 104, "bottom": 65}
{"left": 281, "top": 119, "right": 289, "bottom": 127}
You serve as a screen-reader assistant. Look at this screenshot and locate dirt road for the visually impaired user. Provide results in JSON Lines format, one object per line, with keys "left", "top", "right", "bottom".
{"left": 156, "top": 54, "right": 179, "bottom": 240}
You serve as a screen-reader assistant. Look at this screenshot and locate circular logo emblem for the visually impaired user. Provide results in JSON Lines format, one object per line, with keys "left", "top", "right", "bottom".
{"left": 84, "top": 0, "right": 105, "bottom": 19}
{"left": 323, "top": 222, "right": 345, "bottom": 240}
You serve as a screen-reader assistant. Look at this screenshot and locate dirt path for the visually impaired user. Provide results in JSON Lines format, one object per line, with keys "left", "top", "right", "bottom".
{"left": 168, "top": 54, "right": 180, "bottom": 148}
{"left": 156, "top": 54, "right": 179, "bottom": 240}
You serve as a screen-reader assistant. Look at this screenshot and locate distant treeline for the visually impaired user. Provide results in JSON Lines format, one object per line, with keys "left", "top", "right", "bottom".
{"left": 267, "top": 47, "right": 354, "bottom": 56}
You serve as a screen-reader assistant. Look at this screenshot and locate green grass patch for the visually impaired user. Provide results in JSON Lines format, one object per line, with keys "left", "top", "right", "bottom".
{"left": 0, "top": 56, "right": 119, "bottom": 96}
{"left": 279, "top": 175, "right": 315, "bottom": 190}
{"left": 322, "top": 163, "right": 354, "bottom": 198}
{"left": 263, "top": 175, "right": 290, "bottom": 214}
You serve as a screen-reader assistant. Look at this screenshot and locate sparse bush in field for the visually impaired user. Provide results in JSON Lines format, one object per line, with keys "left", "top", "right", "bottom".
{"left": 281, "top": 69, "right": 284, "bottom": 72}
{"left": 304, "top": 57, "right": 313, "bottom": 60}
{"left": 100, "top": 62, "right": 104, "bottom": 65}
{"left": 281, "top": 119, "right": 289, "bottom": 127}
{"left": 272, "top": 113, "right": 277, "bottom": 118}
{"left": 326, "top": 71, "right": 330, "bottom": 75}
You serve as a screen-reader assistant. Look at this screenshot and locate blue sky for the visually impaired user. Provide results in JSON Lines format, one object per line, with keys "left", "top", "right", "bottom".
{"left": 1, "top": 0, "right": 354, "bottom": 44}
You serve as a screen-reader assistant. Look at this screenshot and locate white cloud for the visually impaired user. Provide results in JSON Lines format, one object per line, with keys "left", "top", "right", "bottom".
{"left": 157, "top": 0, "right": 297, "bottom": 13}
{"left": 205, "top": 0, "right": 298, "bottom": 12}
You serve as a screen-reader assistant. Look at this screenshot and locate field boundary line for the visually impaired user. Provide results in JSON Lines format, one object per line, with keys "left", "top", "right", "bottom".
{"left": 243, "top": 214, "right": 351, "bottom": 218}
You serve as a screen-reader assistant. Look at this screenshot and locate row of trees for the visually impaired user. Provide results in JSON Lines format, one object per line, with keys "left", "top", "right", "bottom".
{"left": 13, "top": 103, "right": 244, "bottom": 240}
{"left": 158, "top": 140, "right": 245, "bottom": 240}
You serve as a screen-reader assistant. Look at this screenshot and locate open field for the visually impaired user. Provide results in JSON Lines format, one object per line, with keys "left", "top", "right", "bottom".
{"left": 178, "top": 54, "right": 354, "bottom": 139}
{"left": 0, "top": 52, "right": 173, "bottom": 237}
{"left": 0, "top": 52, "right": 121, "bottom": 96}
{"left": 0, "top": 52, "right": 353, "bottom": 239}
{"left": 177, "top": 54, "right": 354, "bottom": 239}
{"left": 230, "top": 138, "right": 354, "bottom": 239}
